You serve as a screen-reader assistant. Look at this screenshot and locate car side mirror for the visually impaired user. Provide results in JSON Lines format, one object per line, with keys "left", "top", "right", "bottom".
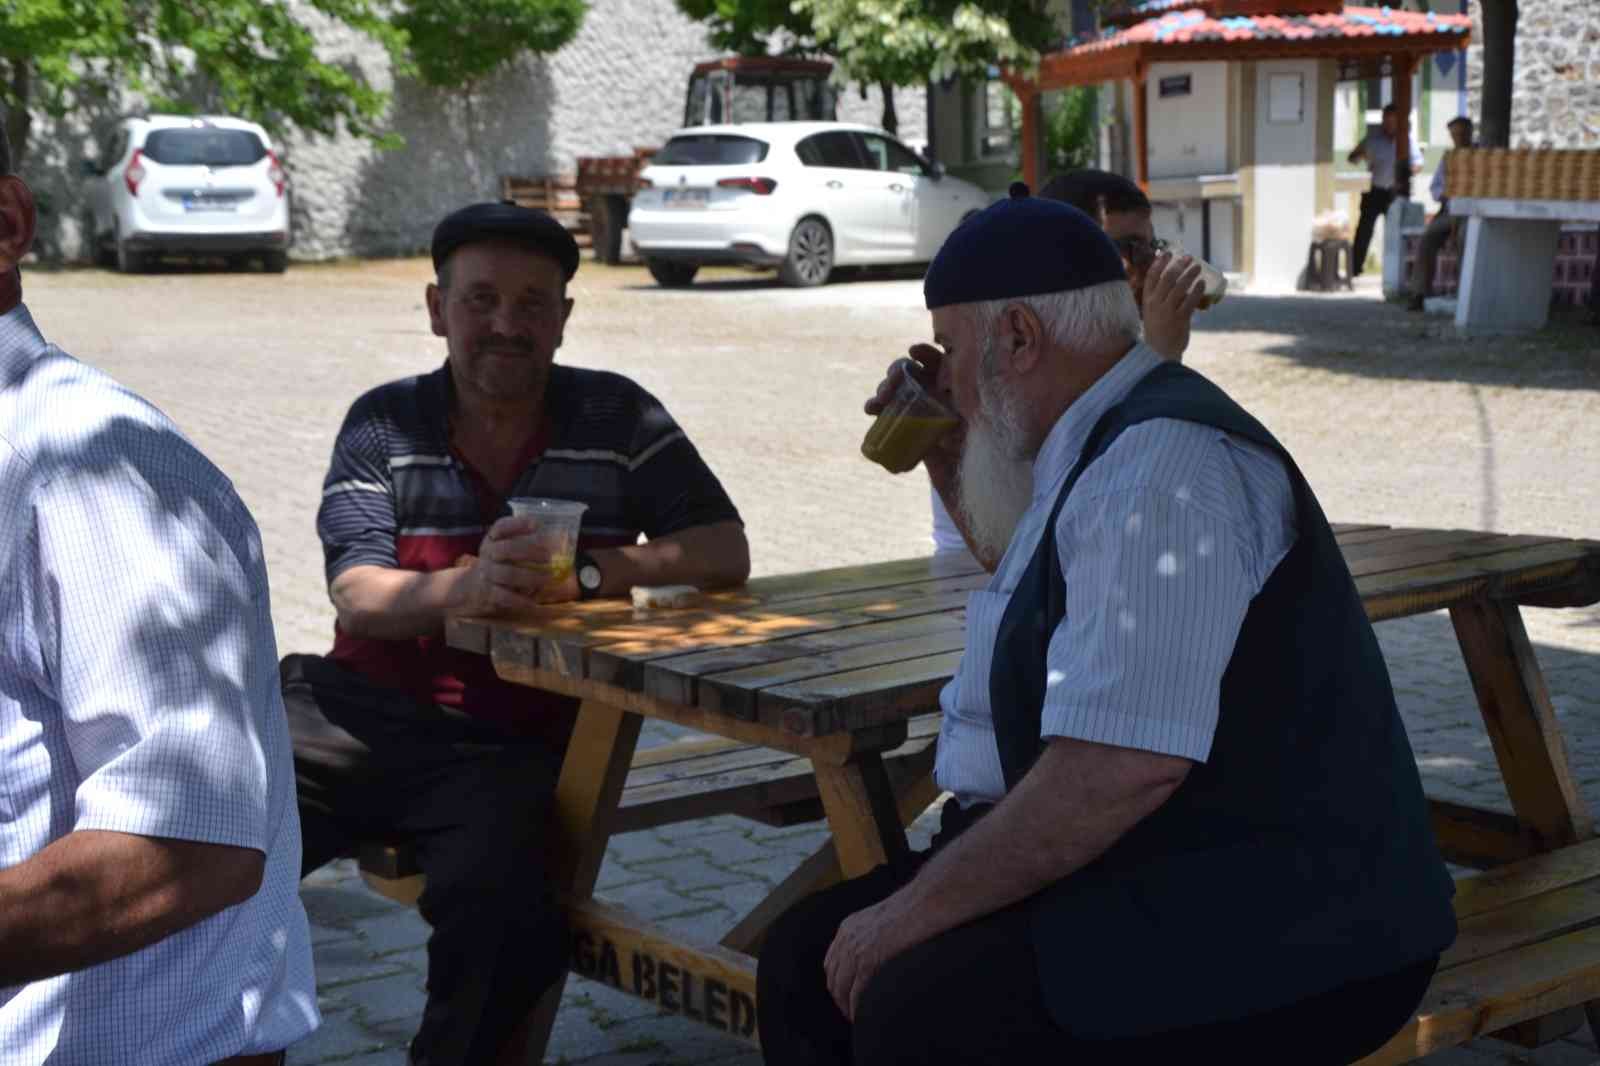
{"left": 78, "top": 159, "right": 102, "bottom": 178}
{"left": 927, "top": 160, "right": 946, "bottom": 181}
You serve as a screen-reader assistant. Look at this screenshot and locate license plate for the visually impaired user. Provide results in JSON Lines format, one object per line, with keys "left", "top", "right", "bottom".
{"left": 662, "top": 188, "right": 709, "bottom": 209}
{"left": 183, "top": 197, "right": 237, "bottom": 213}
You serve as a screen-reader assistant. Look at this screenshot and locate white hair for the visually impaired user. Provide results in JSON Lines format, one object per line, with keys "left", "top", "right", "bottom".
{"left": 967, "top": 280, "right": 1142, "bottom": 364}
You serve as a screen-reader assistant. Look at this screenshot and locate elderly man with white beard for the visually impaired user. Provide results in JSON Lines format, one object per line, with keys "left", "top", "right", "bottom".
{"left": 754, "top": 192, "right": 1455, "bottom": 1065}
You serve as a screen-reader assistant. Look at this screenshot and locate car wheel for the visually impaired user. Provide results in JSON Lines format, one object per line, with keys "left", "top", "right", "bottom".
{"left": 779, "top": 217, "right": 832, "bottom": 288}
{"left": 115, "top": 229, "right": 146, "bottom": 274}
{"left": 647, "top": 259, "right": 698, "bottom": 288}
{"left": 263, "top": 251, "right": 289, "bottom": 274}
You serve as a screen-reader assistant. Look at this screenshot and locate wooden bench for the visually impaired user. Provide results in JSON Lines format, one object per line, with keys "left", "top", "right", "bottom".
{"left": 1358, "top": 838, "right": 1600, "bottom": 1062}
{"left": 355, "top": 713, "right": 939, "bottom": 906}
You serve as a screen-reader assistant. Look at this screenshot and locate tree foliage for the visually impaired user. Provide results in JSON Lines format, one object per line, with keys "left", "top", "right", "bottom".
{"left": 673, "top": 0, "right": 1058, "bottom": 135}
{"left": 673, "top": 0, "right": 816, "bottom": 55}
{"left": 0, "top": 0, "right": 588, "bottom": 166}
{"left": 795, "top": 0, "right": 1054, "bottom": 87}
{"left": 395, "top": 0, "right": 588, "bottom": 87}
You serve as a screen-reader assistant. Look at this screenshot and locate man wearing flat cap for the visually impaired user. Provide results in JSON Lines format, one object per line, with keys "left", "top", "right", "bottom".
{"left": 757, "top": 194, "right": 1455, "bottom": 1064}
{"left": 285, "top": 202, "right": 749, "bottom": 1064}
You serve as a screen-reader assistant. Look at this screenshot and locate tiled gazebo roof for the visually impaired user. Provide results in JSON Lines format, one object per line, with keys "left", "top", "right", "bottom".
{"left": 1040, "top": 4, "right": 1471, "bottom": 87}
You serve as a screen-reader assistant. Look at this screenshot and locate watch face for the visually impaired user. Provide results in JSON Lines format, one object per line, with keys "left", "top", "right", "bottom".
{"left": 579, "top": 563, "right": 602, "bottom": 591}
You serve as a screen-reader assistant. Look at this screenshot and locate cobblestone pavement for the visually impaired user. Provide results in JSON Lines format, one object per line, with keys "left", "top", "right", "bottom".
{"left": 23, "top": 258, "right": 1600, "bottom": 1065}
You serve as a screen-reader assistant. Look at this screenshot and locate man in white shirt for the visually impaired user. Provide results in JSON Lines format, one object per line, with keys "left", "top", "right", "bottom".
{"left": 1408, "top": 115, "right": 1475, "bottom": 312}
{"left": 0, "top": 116, "right": 317, "bottom": 1064}
{"left": 1347, "top": 103, "right": 1424, "bottom": 276}
{"left": 756, "top": 191, "right": 1454, "bottom": 1065}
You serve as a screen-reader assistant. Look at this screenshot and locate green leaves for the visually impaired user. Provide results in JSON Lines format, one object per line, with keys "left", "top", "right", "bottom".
{"left": 675, "top": 0, "right": 1060, "bottom": 92}
{"left": 0, "top": 0, "right": 589, "bottom": 163}
{"left": 393, "top": 0, "right": 587, "bottom": 87}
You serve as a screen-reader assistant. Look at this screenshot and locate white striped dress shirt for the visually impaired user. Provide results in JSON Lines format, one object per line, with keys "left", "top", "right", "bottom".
{"left": 0, "top": 305, "right": 319, "bottom": 1063}
{"left": 935, "top": 344, "right": 1298, "bottom": 806}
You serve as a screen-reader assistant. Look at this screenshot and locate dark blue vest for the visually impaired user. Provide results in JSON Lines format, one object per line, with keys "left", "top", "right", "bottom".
{"left": 988, "top": 362, "right": 1456, "bottom": 1038}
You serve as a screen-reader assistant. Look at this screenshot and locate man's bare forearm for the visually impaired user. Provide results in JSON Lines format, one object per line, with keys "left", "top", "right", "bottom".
{"left": 876, "top": 739, "right": 1189, "bottom": 954}
{"left": 0, "top": 830, "right": 264, "bottom": 985}
{"left": 590, "top": 520, "right": 750, "bottom": 597}
{"left": 331, "top": 564, "right": 472, "bottom": 640}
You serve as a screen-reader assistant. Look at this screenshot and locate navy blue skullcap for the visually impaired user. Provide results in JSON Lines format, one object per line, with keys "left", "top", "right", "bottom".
{"left": 431, "top": 200, "right": 580, "bottom": 280}
{"left": 924, "top": 195, "right": 1126, "bottom": 309}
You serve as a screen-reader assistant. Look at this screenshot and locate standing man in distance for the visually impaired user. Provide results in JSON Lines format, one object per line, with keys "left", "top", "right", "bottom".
{"left": 1348, "top": 103, "right": 1423, "bottom": 277}
{"left": 0, "top": 114, "right": 317, "bottom": 1064}
{"left": 286, "top": 201, "right": 748, "bottom": 1065}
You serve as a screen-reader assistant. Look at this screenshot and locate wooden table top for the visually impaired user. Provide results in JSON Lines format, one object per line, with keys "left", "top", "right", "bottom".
{"left": 446, "top": 525, "right": 1600, "bottom": 739}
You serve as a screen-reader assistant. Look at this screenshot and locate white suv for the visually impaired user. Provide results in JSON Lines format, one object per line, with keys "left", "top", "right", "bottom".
{"left": 628, "top": 122, "right": 992, "bottom": 288}
{"left": 83, "top": 114, "right": 290, "bottom": 273}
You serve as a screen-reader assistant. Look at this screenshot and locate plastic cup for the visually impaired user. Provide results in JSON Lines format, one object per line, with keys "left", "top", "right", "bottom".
{"left": 860, "top": 358, "right": 961, "bottom": 475}
{"left": 506, "top": 498, "right": 588, "bottom": 582}
{"left": 1170, "top": 242, "right": 1228, "bottom": 309}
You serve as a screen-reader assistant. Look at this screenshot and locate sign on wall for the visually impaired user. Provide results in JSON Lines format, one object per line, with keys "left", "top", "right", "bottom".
{"left": 1268, "top": 73, "right": 1305, "bottom": 124}
{"left": 1159, "top": 74, "right": 1193, "bottom": 98}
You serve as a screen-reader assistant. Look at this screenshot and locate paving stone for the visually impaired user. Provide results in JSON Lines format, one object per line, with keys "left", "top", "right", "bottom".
{"left": 353, "top": 909, "right": 430, "bottom": 958}
{"left": 340, "top": 972, "right": 429, "bottom": 1027}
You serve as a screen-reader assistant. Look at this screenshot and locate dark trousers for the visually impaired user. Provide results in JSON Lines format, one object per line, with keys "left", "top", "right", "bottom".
{"left": 1411, "top": 207, "right": 1459, "bottom": 300}
{"left": 1352, "top": 186, "right": 1397, "bottom": 276}
{"left": 757, "top": 811, "right": 1437, "bottom": 1065}
{"left": 284, "top": 654, "right": 568, "bottom": 1066}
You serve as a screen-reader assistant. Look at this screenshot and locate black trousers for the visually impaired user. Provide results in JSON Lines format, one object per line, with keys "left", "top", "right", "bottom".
{"left": 758, "top": 817, "right": 1437, "bottom": 1065}
{"left": 284, "top": 654, "right": 567, "bottom": 1066}
{"left": 1352, "top": 187, "right": 1397, "bottom": 277}
{"left": 1411, "top": 207, "right": 1459, "bottom": 300}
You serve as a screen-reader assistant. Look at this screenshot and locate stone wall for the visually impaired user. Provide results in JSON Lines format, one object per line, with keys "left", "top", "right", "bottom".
{"left": 1466, "top": 0, "right": 1600, "bottom": 148}
{"left": 20, "top": 0, "right": 925, "bottom": 262}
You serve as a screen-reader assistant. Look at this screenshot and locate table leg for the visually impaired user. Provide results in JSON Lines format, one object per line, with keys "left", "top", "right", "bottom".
{"left": 1453, "top": 214, "right": 1562, "bottom": 333}
{"left": 814, "top": 753, "right": 914, "bottom": 879}
{"left": 721, "top": 766, "right": 941, "bottom": 955}
{"left": 1450, "top": 599, "right": 1593, "bottom": 853}
{"left": 512, "top": 698, "right": 643, "bottom": 1065}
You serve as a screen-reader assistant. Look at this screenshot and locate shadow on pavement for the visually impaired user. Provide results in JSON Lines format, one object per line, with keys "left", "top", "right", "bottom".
{"left": 1195, "top": 292, "right": 1599, "bottom": 392}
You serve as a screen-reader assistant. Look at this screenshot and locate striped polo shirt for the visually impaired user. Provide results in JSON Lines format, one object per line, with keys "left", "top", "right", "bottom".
{"left": 318, "top": 362, "right": 741, "bottom": 737}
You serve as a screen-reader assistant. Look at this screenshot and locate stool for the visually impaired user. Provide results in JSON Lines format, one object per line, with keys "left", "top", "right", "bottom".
{"left": 1303, "top": 238, "right": 1354, "bottom": 292}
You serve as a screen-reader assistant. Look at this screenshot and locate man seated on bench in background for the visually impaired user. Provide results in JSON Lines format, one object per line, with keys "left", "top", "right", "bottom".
{"left": 758, "top": 191, "right": 1456, "bottom": 1065}
{"left": 284, "top": 202, "right": 749, "bottom": 1066}
{"left": 1408, "top": 116, "right": 1475, "bottom": 313}
{"left": 929, "top": 169, "right": 1205, "bottom": 557}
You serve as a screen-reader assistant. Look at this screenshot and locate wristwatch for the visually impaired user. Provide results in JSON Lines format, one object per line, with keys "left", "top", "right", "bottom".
{"left": 575, "top": 551, "right": 603, "bottom": 599}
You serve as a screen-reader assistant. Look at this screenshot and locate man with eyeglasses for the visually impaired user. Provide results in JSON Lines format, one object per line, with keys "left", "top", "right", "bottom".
{"left": 930, "top": 169, "right": 1206, "bottom": 558}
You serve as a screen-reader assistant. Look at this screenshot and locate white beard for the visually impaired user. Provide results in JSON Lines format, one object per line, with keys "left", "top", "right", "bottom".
{"left": 956, "top": 360, "right": 1035, "bottom": 562}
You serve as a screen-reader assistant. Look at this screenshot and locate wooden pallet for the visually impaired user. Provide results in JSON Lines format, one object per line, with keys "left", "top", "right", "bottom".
{"left": 501, "top": 175, "right": 590, "bottom": 247}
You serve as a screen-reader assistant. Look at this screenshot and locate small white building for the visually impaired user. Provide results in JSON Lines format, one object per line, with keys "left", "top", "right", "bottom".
{"left": 1006, "top": 0, "right": 1472, "bottom": 291}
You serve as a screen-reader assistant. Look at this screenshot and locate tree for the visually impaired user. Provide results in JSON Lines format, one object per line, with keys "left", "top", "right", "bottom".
{"left": 674, "top": 0, "right": 1057, "bottom": 136}
{"left": 0, "top": 0, "right": 588, "bottom": 169}
{"left": 796, "top": 0, "right": 1056, "bottom": 135}
{"left": 673, "top": 0, "right": 816, "bottom": 55}
{"left": 1477, "top": 0, "right": 1517, "bottom": 148}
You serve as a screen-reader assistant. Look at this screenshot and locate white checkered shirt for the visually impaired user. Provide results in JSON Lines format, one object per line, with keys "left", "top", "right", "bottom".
{"left": 0, "top": 305, "right": 318, "bottom": 1063}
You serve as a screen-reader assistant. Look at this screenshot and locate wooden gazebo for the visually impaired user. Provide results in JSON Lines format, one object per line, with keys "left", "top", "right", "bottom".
{"left": 1007, "top": 0, "right": 1473, "bottom": 194}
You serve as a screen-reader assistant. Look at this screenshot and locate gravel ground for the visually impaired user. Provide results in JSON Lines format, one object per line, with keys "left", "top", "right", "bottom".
{"left": 19, "top": 257, "right": 1600, "bottom": 1065}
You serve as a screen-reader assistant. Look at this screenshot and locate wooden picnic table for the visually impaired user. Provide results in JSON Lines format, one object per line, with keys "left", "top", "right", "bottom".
{"left": 444, "top": 524, "right": 1600, "bottom": 1059}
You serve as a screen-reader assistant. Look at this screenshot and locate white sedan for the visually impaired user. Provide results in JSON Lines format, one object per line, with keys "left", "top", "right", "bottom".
{"left": 627, "top": 121, "right": 993, "bottom": 288}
